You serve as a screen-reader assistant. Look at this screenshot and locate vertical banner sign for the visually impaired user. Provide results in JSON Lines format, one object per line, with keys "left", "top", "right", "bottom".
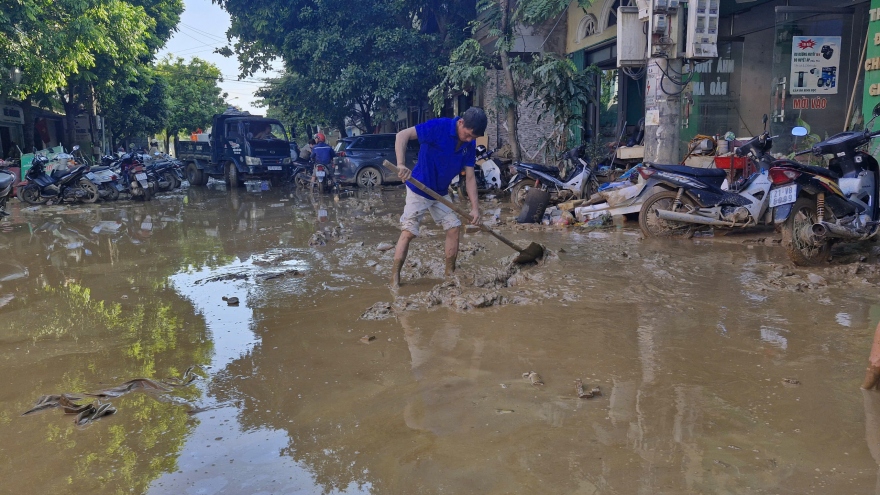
{"left": 864, "top": 2, "right": 880, "bottom": 124}
{"left": 790, "top": 36, "right": 841, "bottom": 95}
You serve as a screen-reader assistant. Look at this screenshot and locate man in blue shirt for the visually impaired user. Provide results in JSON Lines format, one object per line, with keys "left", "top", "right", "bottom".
{"left": 391, "top": 107, "right": 488, "bottom": 288}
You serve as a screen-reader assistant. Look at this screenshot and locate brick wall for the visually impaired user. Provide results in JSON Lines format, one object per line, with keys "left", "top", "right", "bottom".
{"left": 482, "top": 69, "right": 557, "bottom": 164}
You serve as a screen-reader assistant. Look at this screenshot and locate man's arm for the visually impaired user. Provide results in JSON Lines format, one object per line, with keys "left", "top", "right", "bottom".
{"left": 464, "top": 166, "right": 480, "bottom": 225}
{"left": 395, "top": 127, "right": 418, "bottom": 180}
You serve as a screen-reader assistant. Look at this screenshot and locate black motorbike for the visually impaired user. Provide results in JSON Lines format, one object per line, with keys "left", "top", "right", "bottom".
{"left": 294, "top": 160, "right": 335, "bottom": 193}
{"left": 767, "top": 103, "right": 880, "bottom": 265}
{"left": 19, "top": 150, "right": 99, "bottom": 205}
{"left": 117, "top": 153, "right": 155, "bottom": 201}
{"left": 505, "top": 146, "right": 599, "bottom": 208}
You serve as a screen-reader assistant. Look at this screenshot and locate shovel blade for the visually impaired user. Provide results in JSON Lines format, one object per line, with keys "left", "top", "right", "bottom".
{"left": 512, "top": 242, "right": 544, "bottom": 264}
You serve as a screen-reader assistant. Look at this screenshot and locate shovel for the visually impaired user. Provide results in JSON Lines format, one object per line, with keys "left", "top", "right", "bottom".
{"left": 382, "top": 160, "right": 544, "bottom": 264}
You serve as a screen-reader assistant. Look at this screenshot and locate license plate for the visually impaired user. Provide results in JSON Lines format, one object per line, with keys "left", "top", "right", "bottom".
{"left": 268, "top": 166, "right": 282, "bottom": 171}
{"left": 769, "top": 184, "right": 797, "bottom": 208}
{"left": 135, "top": 173, "right": 148, "bottom": 181}
{"left": 317, "top": 171, "right": 326, "bottom": 179}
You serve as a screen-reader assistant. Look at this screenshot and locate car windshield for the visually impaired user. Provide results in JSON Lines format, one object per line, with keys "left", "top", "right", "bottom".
{"left": 247, "top": 122, "right": 287, "bottom": 141}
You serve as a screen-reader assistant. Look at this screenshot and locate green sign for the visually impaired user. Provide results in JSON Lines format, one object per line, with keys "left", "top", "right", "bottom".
{"left": 862, "top": 0, "right": 880, "bottom": 129}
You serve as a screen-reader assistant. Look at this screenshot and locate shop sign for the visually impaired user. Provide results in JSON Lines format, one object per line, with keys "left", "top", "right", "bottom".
{"left": 74, "top": 117, "right": 90, "bottom": 135}
{"left": 0, "top": 104, "right": 23, "bottom": 124}
{"left": 864, "top": 1, "right": 880, "bottom": 123}
{"left": 790, "top": 35, "right": 841, "bottom": 95}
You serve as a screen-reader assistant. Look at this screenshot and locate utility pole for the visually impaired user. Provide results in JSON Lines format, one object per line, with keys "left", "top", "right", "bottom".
{"left": 643, "top": 0, "right": 684, "bottom": 164}
{"left": 644, "top": 57, "right": 682, "bottom": 164}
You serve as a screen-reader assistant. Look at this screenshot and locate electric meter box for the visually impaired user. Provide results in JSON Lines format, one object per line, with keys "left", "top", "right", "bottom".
{"left": 686, "top": 0, "right": 719, "bottom": 58}
{"left": 617, "top": 7, "right": 647, "bottom": 67}
{"left": 653, "top": 14, "right": 668, "bottom": 34}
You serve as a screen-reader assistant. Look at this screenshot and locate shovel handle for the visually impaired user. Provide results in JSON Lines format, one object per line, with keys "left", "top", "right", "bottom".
{"left": 382, "top": 160, "right": 524, "bottom": 253}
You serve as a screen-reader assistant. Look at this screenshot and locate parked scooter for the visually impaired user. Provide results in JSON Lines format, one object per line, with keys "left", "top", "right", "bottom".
{"left": 118, "top": 152, "right": 154, "bottom": 201}
{"left": 294, "top": 161, "right": 335, "bottom": 193}
{"left": 505, "top": 145, "right": 599, "bottom": 208}
{"left": 638, "top": 115, "right": 777, "bottom": 237}
{"left": 18, "top": 146, "right": 100, "bottom": 205}
{"left": 0, "top": 159, "right": 15, "bottom": 215}
{"left": 766, "top": 103, "right": 880, "bottom": 265}
{"left": 450, "top": 145, "right": 510, "bottom": 194}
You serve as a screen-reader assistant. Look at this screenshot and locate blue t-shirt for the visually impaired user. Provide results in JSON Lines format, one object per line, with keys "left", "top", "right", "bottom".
{"left": 311, "top": 142, "right": 334, "bottom": 164}
{"left": 408, "top": 117, "right": 476, "bottom": 199}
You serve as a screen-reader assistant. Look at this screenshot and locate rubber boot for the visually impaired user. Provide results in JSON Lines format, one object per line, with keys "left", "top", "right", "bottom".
{"left": 445, "top": 255, "right": 457, "bottom": 277}
{"left": 391, "top": 259, "right": 404, "bottom": 288}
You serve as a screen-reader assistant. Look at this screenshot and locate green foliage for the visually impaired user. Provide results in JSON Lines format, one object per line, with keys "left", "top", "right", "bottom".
{"left": 101, "top": 66, "right": 170, "bottom": 141}
{"left": 429, "top": 40, "right": 490, "bottom": 115}
{"left": 218, "top": 0, "right": 472, "bottom": 133}
{"left": 525, "top": 54, "right": 600, "bottom": 156}
{"left": 156, "top": 56, "right": 228, "bottom": 136}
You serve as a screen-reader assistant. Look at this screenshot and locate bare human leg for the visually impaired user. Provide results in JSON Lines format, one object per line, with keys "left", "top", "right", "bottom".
{"left": 444, "top": 226, "right": 460, "bottom": 277}
{"left": 392, "top": 229, "right": 416, "bottom": 288}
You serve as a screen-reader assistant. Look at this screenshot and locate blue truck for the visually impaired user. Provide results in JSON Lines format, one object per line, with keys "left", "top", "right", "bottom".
{"left": 177, "top": 113, "right": 294, "bottom": 187}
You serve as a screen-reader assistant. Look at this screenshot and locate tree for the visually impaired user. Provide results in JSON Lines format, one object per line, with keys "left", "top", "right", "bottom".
{"left": 101, "top": 66, "right": 170, "bottom": 148}
{"left": 525, "top": 54, "right": 600, "bottom": 156}
{"left": 155, "top": 56, "right": 228, "bottom": 151}
{"left": 432, "top": 0, "right": 593, "bottom": 162}
{"left": 216, "top": 0, "right": 473, "bottom": 134}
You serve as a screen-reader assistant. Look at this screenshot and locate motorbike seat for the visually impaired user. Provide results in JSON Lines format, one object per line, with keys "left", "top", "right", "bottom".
{"left": 651, "top": 163, "right": 727, "bottom": 179}
{"left": 0, "top": 170, "right": 13, "bottom": 189}
{"left": 518, "top": 162, "right": 560, "bottom": 176}
{"left": 772, "top": 159, "right": 839, "bottom": 179}
{"left": 90, "top": 166, "right": 111, "bottom": 172}
{"left": 50, "top": 169, "right": 68, "bottom": 180}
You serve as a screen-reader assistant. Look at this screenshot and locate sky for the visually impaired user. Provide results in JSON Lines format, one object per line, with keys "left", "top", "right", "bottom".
{"left": 156, "top": 0, "right": 280, "bottom": 115}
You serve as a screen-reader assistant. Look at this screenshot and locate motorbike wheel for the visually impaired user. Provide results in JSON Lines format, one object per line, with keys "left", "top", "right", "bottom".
{"left": 164, "top": 171, "right": 180, "bottom": 190}
{"left": 639, "top": 190, "right": 697, "bottom": 237}
{"left": 782, "top": 197, "right": 830, "bottom": 266}
{"left": 106, "top": 183, "right": 120, "bottom": 201}
{"left": 142, "top": 184, "right": 152, "bottom": 201}
{"left": 78, "top": 178, "right": 99, "bottom": 203}
{"left": 294, "top": 172, "right": 312, "bottom": 189}
{"left": 510, "top": 179, "right": 536, "bottom": 208}
{"left": 19, "top": 184, "right": 46, "bottom": 205}
{"left": 225, "top": 163, "right": 240, "bottom": 188}
{"left": 356, "top": 167, "right": 382, "bottom": 188}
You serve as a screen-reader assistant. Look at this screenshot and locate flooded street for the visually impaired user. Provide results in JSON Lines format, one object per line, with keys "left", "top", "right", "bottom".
{"left": 3, "top": 184, "right": 880, "bottom": 494}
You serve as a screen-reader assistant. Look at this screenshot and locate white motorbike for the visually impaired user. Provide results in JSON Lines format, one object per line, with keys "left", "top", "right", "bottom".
{"left": 450, "top": 145, "right": 508, "bottom": 194}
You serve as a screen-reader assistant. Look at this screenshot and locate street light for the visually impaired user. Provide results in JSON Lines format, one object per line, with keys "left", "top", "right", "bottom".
{"left": 8, "top": 67, "right": 21, "bottom": 85}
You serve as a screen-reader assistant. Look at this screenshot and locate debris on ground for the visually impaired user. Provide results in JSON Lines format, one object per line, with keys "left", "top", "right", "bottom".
{"left": 196, "top": 272, "right": 248, "bottom": 284}
{"left": 523, "top": 371, "right": 544, "bottom": 386}
{"left": 360, "top": 302, "right": 395, "bottom": 320}
{"left": 359, "top": 335, "right": 376, "bottom": 344}
{"left": 222, "top": 296, "right": 239, "bottom": 306}
{"left": 255, "top": 269, "right": 302, "bottom": 281}
{"left": 376, "top": 242, "right": 395, "bottom": 251}
{"left": 308, "top": 232, "right": 327, "bottom": 247}
{"left": 21, "top": 367, "right": 200, "bottom": 423}
{"left": 783, "top": 378, "right": 800, "bottom": 385}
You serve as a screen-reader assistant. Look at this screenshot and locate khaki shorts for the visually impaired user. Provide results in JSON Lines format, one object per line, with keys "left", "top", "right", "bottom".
{"left": 400, "top": 187, "right": 461, "bottom": 236}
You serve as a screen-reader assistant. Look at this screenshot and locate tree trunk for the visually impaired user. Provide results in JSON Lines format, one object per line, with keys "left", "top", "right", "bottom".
{"left": 63, "top": 85, "right": 77, "bottom": 150}
{"left": 336, "top": 120, "right": 348, "bottom": 138}
{"left": 499, "top": 0, "right": 521, "bottom": 162}
{"left": 20, "top": 96, "right": 34, "bottom": 152}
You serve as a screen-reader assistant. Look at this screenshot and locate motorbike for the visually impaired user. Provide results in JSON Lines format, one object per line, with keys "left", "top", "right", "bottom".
{"left": 118, "top": 152, "right": 154, "bottom": 201}
{"left": 144, "top": 153, "right": 182, "bottom": 192}
{"left": 505, "top": 145, "right": 599, "bottom": 208}
{"left": 0, "top": 159, "right": 15, "bottom": 216}
{"left": 638, "top": 115, "right": 777, "bottom": 238}
{"left": 294, "top": 160, "right": 335, "bottom": 193}
{"left": 18, "top": 146, "right": 100, "bottom": 205}
{"left": 766, "top": 103, "right": 880, "bottom": 265}
{"left": 450, "top": 145, "right": 511, "bottom": 195}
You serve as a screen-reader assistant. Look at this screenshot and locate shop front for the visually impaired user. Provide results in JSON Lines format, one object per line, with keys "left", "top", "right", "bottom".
{"left": 0, "top": 103, "right": 24, "bottom": 159}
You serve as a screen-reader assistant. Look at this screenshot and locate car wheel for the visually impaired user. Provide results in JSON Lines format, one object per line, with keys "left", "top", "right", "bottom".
{"left": 356, "top": 167, "right": 383, "bottom": 188}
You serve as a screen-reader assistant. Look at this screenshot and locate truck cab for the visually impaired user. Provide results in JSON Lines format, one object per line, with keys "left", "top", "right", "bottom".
{"left": 178, "top": 113, "right": 294, "bottom": 187}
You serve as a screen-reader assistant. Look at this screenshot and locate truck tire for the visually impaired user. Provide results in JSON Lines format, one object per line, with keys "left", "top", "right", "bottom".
{"left": 225, "top": 162, "right": 240, "bottom": 188}
{"left": 187, "top": 162, "right": 206, "bottom": 186}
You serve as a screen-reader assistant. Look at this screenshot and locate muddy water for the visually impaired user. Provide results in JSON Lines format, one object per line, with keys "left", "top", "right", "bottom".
{"left": 2, "top": 184, "right": 880, "bottom": 493}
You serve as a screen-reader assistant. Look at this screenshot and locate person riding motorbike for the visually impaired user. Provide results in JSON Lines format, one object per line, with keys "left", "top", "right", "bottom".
{"left": 310, "top": 133, "right": 335, "bottom": 186}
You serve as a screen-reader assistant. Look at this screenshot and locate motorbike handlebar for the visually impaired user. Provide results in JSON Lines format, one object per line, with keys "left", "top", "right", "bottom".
{"left": 870, "top": 130, "right": 880, "bottom": 138}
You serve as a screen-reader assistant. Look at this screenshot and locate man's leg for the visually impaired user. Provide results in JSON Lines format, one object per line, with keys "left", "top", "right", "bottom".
{"left": 444, "top": 226, "right": 460, "bottom": 277}
{"left": 392, "top": 230, "right": 415, "bottom": 288}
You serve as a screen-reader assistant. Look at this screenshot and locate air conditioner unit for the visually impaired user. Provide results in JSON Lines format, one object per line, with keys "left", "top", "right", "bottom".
{"left": 617, "top": 7, "right": 647, "bottom": 67}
